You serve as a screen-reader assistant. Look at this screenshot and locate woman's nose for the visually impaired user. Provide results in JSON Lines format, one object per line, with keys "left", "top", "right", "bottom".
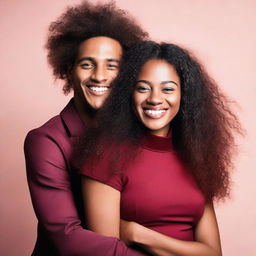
{"left": 146, "top": 89, "right": 163, "bottom": 105}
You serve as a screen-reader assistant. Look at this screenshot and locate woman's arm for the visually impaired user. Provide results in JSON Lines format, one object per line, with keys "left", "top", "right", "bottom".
{"left": 82, "top": 176, "right": 221, "bottom": 256}
{"left": 82, "top": 177, "right": 121, "bottom": 238}
{"left": 120, "top": 203, "right": 222, "bottom": 256}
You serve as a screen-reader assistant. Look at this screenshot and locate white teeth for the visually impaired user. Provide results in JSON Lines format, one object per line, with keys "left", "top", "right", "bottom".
{"left": 89, "top": 87, "right": 109, "bottom": 92}
{"left": 145, "top": 109, "right": 166, "bottom": 115}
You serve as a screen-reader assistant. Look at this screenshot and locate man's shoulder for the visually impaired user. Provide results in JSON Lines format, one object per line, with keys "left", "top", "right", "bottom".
{"left": 24, "top": 99, "right": 82, "bottom": 155}
{"left": 24, "top": 112, "right": 75, "bottom": 164}
{"left": 26, "top": 114, "right": 66, "bottom": 141}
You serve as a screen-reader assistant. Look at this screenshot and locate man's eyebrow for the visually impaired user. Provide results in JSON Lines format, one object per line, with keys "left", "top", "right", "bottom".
{"left": 106, "top": 58, "right": 120, "bottom": 63}
{"left": 161, "top": 80, "right": 179, "bottom": 86}
{"left": 76, "top": 57, "right": 120, "bottom": 64}
{"left": 76, "top": 57, "right": 94, "bottom": 64}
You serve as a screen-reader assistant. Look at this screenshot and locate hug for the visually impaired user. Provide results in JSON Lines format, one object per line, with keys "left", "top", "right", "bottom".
{"left": 24, "top": 1, "right": 241, "bottom": 255}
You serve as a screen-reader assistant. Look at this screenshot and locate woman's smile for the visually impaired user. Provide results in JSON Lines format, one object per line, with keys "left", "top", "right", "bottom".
{"left": 133, "top": 59, "right": 181, "bottom": 137}
{"left": 143, "top": 108, "right": 168, "bottom": 119}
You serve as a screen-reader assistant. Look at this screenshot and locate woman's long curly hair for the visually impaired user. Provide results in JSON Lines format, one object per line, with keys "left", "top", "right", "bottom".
{"left": 45, "top": 0, "right": 148, "bottom": 94}
{"left": 78, "top": 41, "right": 242, "bottom": 202}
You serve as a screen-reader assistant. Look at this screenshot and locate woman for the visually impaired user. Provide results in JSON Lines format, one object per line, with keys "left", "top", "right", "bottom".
{"left": 78, "top": 41, "right": 241, "bottom": 256}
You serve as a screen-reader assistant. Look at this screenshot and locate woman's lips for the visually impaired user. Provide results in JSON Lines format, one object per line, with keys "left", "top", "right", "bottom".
{"left": 143, "top": 108, "right": 167, "bottom": 119}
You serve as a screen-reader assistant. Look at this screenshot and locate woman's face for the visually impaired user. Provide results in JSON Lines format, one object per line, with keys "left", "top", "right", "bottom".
{"left": 133, "top": 59, "right": 181, "bottom": 137}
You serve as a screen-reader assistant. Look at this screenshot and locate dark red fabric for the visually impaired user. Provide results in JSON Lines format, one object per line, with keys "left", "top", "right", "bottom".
{"left": 24, "top": 99, "right": 146, "bottom": 256}
{"left": 81, "top": 133, "right": 205, "bottom": 241}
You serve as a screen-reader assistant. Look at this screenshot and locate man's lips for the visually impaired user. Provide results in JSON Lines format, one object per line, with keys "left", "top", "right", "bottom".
{"left": 143, "top": 108, "right": 168, "bottom": 119}
{"left": 86, "top": 85, "right": 111, "bottom": 95}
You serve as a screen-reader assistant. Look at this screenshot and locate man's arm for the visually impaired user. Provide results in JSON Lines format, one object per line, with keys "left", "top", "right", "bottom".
{"left": 24, "top": 129, "right": 146, "bottom": 256}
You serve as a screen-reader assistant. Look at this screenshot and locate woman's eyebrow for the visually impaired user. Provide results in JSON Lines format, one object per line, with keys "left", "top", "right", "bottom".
{"left": 136, "top": 80, "right": 179, "bottom": 86}
{"left": 136, "top": 80, "right": 151, "bottom": 86}
{"left": 161, "top": 80, "right": 179, "bottom": 86}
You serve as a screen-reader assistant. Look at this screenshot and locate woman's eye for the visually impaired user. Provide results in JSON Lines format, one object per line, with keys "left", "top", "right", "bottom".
{"left": 136, "top": 86, "right": 150, "bottom": 92}
{"left": 81, "top": 63, "right": 94, "bottom": 69}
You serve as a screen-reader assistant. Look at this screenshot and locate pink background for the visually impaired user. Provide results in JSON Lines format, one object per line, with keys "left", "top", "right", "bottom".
{"left": 1, "top": 0, "right": 255, "bottom": 255}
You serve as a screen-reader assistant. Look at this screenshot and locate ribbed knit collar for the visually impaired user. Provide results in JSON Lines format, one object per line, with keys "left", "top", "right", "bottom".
{"left": 141, "top": 132, "right": 173, "bottom": 152}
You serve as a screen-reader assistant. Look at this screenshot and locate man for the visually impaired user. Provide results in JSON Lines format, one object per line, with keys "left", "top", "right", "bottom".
{"left": 24, "top": 1, "right": 148, "bottom": 255}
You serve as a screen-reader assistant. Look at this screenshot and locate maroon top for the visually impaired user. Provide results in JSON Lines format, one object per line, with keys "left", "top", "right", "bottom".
{"left": 81, "top": 133, "right": 205, "bottom": 241}
{"left": 24, "top": 99, "right": 146, "bottom": 256}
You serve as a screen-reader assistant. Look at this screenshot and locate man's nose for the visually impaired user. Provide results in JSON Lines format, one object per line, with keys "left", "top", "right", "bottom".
{"left": 90, "top": 66, "right": 107, "bottom": 83}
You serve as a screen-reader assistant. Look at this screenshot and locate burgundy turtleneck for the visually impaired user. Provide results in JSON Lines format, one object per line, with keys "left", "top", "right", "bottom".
{"left": 81, "top": 132, "right": 205, "bottom": 241}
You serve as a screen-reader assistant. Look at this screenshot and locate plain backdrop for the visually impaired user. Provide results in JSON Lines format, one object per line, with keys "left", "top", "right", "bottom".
{"left": 1, "top": 0, "right": 255, "bottom": 255}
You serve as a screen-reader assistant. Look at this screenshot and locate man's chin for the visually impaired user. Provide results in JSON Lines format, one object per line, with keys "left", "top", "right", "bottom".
{"left": 86, "top": 100, "right": 105, "bottom": 110}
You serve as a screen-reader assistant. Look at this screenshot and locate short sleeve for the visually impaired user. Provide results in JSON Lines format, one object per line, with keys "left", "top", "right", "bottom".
{"left": 80, "top": 151, "right": 126, "bottom": 192}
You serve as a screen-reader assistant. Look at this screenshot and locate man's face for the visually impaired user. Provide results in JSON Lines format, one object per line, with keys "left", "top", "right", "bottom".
{"left": 72, "top": 36, "right": 122, "bottom": 109}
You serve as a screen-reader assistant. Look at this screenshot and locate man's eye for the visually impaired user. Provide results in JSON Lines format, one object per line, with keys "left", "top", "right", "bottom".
{"left": 81, "top": 63, "right": 94, "bottom": 69}
{"left": 163, "top": 87, "right": 174, "bottom": 93}
{"left": 107, "top": 64, "right": 119, "bottom": 70}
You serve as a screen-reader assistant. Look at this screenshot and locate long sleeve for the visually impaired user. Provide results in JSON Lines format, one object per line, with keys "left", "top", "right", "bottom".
{"left": 24, "top": 129, "right": 146, "bottom": 256}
